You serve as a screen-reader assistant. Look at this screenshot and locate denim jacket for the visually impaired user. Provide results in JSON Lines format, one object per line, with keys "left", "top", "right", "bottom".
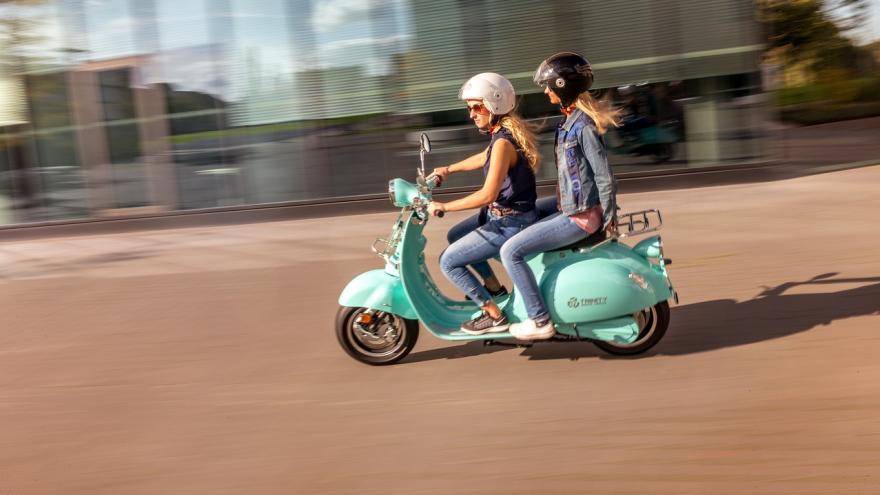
{"left": 555, "top": 108, "right": 617, "bottom": 226}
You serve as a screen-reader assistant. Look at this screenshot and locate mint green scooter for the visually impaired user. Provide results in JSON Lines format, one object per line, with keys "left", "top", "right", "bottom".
{"left": 336, "top": 134, "right": 678, "bottom": 365}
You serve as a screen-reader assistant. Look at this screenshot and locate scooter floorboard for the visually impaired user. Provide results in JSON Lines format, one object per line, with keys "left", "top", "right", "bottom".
{"left": 425, "top": 315, "right": 638, "bottom": 343}
{"left": 433, "top": 328, "right": 518, "bottom": 341}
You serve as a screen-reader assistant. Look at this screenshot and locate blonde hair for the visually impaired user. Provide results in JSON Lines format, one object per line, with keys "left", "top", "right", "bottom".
{"left": 497, "top": 113, "right": 540, "bottom": 174}
{"left": 574, "top": 92, "right": 622, "bottom": 135}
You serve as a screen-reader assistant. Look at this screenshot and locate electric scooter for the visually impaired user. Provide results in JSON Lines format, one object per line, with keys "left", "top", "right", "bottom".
{"left": 336, "top": 133, "right": 678, "bottom": 365}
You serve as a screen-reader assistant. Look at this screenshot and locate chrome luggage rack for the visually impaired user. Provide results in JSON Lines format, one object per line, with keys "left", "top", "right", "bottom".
{"left": 372, "top": 236, "right": 398, "bottom": 259}
{"left": 372, "top": 225, "right": 402, "bottom": 260}
{"left": 615, "top": 209, "right": 663, "bottom": 238}
{"left": 372, "top": 212, "right": 406, "bottom": 261}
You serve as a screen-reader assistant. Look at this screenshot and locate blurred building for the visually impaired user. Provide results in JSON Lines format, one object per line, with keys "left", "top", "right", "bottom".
{"left": 402, "top": 0, "right": 763, "bottom": 111}
{"left": 0, "top": 0, "right": 768, "bottom": 226}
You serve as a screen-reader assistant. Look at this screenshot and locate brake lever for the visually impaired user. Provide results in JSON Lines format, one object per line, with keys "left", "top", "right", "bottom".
{"left": 412, "top": 200, "right": 443, "bottom": 221}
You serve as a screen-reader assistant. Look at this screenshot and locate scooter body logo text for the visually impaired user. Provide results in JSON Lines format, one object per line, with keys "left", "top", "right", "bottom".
{"left": 568, "top": 296, "right": 608, "bottom": 308}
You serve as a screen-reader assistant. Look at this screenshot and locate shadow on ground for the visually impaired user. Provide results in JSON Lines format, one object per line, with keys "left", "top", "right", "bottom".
{"left": 403, "top": 273, "right": 880, "bottom": 363}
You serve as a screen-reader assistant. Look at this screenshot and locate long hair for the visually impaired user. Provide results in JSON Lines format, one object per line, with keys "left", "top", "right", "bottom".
{"left": 574, "top": 92, "right": 622, "bottom": 135}
{"left": 497, "top": 113, "right": 540, "bottom": 174}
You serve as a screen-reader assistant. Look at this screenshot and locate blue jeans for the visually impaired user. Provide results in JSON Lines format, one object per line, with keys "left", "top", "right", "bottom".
{"left": 446, "top": 210, "right": 494, "bottom": 281}
{"left": 447, "top": 196, "right": 556, "bottom": 278}
{"left": 500, "top": 212, "right": 587, "bottom": 321}
{"left": 440, "top": 210, "right": 538, "bottom": 306}
{"left": 535, "top": 195, "right": 559, "bottom": 220}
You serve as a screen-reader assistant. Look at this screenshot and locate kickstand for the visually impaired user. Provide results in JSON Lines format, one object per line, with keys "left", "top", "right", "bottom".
{"left": 483, "top": 339, "right": 532, "bottom": 348}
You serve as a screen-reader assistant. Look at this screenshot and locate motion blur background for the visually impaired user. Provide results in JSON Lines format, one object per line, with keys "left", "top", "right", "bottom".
{"left": 0, "top": 0, "right": 877, "bottom": 226}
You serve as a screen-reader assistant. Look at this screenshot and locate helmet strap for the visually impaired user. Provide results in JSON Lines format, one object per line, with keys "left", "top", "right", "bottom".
{"left": 480, "top": 114, "right": 502, "bottom": 135}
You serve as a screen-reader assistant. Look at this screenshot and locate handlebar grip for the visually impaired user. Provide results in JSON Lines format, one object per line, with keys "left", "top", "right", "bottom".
{"left": 437, "top": 210, "right": 444, "bottom": 218}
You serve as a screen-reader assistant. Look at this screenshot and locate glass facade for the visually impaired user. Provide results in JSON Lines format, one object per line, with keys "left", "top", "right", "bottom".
{"left": 0, "top": 0, "right": 768, "bottom": 226}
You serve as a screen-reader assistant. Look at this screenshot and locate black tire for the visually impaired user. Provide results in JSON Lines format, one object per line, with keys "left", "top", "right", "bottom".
{"left": 592, "top": 301, "right": 670, "bottom": 356}
{"left": 335, "top": 306, "right": 419, "bottom": 366}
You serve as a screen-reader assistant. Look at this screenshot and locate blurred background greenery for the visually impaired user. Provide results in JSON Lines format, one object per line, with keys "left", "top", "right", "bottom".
{"left": 760, "top": 0, "right": 880, "bottom": 124}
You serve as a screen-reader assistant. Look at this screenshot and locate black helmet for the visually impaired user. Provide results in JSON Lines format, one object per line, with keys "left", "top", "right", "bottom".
{"left": 533, "top": 52, "right": 594, "bottom": 107}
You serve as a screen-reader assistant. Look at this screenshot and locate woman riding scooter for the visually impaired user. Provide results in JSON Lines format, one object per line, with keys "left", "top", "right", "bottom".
{"left": 501, "top": 52, "right": 622, "bottom": 341}
{"left": 426, "top": 73, "right": 541, "bottom": 335}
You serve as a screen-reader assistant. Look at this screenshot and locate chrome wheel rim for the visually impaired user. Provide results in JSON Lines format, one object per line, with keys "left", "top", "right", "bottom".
{"left": 620, "top": 305, "right": 658, "bottom": 348}
{"left": 348, "top": 310, "right": 407, "bottom": 358}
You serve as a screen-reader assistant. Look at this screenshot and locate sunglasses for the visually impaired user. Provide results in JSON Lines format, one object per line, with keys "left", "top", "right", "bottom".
{"left": 466, "top": 103, "right": 488, "bottom": 114}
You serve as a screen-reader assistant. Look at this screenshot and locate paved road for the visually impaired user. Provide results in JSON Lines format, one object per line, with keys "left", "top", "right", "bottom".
{"left": 1, "top": 166, "right": 879, "bottom": 494}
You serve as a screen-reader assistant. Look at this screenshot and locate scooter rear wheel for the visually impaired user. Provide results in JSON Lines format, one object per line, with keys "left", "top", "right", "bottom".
{"left": 592, "top": 301, "right": 670, "bottom": 356}
{"left": 336, "top": 306, "right": 419, "bottom": 365}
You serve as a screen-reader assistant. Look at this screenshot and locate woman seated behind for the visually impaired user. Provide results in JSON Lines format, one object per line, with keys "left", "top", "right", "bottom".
{"left": 502, "top": 52, "right": 622, "bottom": 341}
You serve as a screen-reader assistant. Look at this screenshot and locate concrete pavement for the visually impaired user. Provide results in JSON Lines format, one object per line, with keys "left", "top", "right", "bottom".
{"left": 0, "top": 165, "right": 879, "bottom": 493}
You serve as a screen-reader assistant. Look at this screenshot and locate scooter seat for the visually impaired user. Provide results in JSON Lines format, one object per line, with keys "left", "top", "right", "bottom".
{"left": 552, "top": 230, "right": 609, "bottom": 252}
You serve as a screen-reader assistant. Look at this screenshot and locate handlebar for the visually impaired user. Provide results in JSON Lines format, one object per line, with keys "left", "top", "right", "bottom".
{"left": 424, "top": 173, "right": 442, "bottom": 189}
{"left": 413, "top": 200, "right": 443, "bottom": 219}
{"left": 408, "top": 170, "right": 445, "bottom": 221}
{"left": 425, "top": 174, "right": 443, "bottom": 217}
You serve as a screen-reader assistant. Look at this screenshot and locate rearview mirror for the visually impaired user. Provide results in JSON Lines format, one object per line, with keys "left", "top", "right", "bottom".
{"left": 418, "top": 133, "right": 431, "bottom": 177}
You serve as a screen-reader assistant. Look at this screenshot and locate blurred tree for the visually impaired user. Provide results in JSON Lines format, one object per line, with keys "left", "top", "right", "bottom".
{"left": 868, "top": 41, "right": 880, "bottom": 63}
{"left": 758, "top": 0, "right": 872, "bottom": 83}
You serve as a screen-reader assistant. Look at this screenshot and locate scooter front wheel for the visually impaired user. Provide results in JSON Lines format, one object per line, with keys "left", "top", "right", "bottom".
{"left": 592, "top": 301, "right": 670, "bottom": 356}
{"left": 335, "top": 306, "right": 419, "bottom": 365}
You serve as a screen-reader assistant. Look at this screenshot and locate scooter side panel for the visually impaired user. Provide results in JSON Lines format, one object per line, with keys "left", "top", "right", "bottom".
{"left": 338, "top": 269, "right": 418, "bottom": 320}
{"left": 540, "top": 243, "right": 670, "bottom": 324}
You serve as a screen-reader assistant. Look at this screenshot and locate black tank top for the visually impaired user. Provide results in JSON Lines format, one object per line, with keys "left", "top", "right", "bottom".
{"left": 482, "top": 128, "right": 537, "bottom": 212}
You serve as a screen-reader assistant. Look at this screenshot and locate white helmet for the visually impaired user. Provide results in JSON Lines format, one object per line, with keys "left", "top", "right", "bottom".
{"left": 458, "top": 72, "right": 516, "bottom": 115}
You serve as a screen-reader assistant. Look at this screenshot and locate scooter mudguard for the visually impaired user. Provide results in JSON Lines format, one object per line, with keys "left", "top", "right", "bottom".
{"left": 633, "top": 236, "right": 662, "bottom": 258}
{"left": 633, "top": 235, "right": 676, "bottom": 299}
{"left": 338, "top": 269, "right": 418, "bottom": 320}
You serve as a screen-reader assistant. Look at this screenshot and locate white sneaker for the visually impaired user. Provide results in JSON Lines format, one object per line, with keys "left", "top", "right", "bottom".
{"left": 509, "top": 318, "right": 556, "bottom": 340}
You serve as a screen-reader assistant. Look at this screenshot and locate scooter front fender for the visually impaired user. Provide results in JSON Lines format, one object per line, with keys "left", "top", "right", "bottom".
{"left": 338, "top": 269, "right": 418, "bottom": 320}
